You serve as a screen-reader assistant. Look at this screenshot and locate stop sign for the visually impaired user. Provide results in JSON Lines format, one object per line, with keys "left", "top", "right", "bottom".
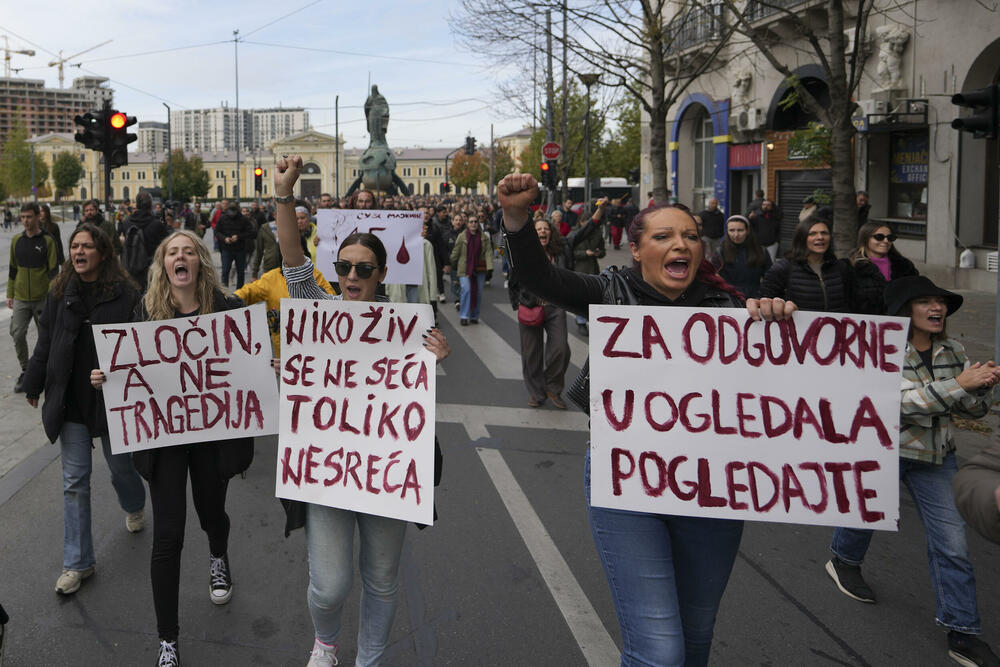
{"left": 542, "top": 141, "right": 561, "bottom": 160}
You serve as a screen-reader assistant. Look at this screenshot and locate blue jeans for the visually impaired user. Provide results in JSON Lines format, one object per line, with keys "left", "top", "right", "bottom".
{"left": 830, "top": 452, "right": 980, "bottom": 633}
{"left": 404, "top": 284, "right": 419, "bottom": 304}
{"left": 61, "top": 421, "right": 146, "bottom": 570}
{"left": 459, "top": 273, "right": 486, "bottom": 320}
{"left": 219, "top": 246, "right": 246, "bottom": 288}
{"left": 305, "top": 504, "right": 408, "bottom": 667}
{"left": 585, "top": 452, "right": 743, "bottom": 666}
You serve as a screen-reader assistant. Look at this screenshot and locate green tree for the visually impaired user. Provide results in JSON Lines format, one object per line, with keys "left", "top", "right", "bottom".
{"left": 594, "top": 97, "right": 641, "bottom": 179}
{"left": 52, "top": 151, "right": 86, "bottom": 201}
{"left": 158, "top": 149, "right": 210, "bottom": 203}
{"left": 0, "top": 119, "right": 49, "bottom": 197}
{"left": 488, "top": 143, "right": 516, "bottom": 185}
{"left": 449, "top": 151, "right": 489, "bottom": 190}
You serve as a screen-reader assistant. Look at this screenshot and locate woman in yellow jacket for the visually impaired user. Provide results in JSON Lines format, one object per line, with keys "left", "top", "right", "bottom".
{"left": 235, "top": 265, "right": 335, "bottom": 355}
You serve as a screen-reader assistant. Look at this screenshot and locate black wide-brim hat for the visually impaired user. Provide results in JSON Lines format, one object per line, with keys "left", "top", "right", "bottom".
{"left": 884, "top": 275, "right": 963, "bottom": 317}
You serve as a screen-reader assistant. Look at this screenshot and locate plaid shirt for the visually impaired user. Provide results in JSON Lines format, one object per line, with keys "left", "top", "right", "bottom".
{"left": 899, "top": 338, "right": 994, "bottom": 464}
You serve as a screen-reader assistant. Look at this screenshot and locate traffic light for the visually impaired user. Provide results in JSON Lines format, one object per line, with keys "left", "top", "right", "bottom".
{"left": 951, "top": 84, "right": 999, "bottom": 139}
{"left": 464, "top": 136, "right": 476, "bottom": 155}
{"left": 106, "top": 110, "right": 138, "bottom": 168}
{"left": 540, "top": 160, "right": 557, "bottom": 189}
{"left": 441, "top": 182, "right": 450, "bottom": 193}
{"left": 73, "top": 111, "right": 106, "bottom": 151}
{"left": 254, "top": 166, "right": 263, "bottom": 193}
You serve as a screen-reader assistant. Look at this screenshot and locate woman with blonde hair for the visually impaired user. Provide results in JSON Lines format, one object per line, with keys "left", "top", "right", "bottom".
{"left": 92, "top": 229, "right": 252, "bottom": 667}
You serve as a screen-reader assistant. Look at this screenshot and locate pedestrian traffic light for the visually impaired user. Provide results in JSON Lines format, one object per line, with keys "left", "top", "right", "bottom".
{"left": 105, "top": 110, "right": 138, "bottom": 168}
{"left": 951, "top": 84, "right": 999, "bottom": 139}
{"left": 464, "top": 136, "right": 476, "bottom": 155}
{"left": 254, "top": 166, "right": 263, "bottom": 193}
{"left": 441, "top": 182, "right": 450, "bottom": 193}
{"left": 73, "top": 111, "right": 106, "bottom": 151}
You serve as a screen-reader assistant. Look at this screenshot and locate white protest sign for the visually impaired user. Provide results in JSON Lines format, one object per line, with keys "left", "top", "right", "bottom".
{"left": 94, "top": 303, "right": 279, "bottom": 454}
{"left": 589, "top": 306, "right": 909, "bottom": 531}
{"left": 316, "top": 209, "right": 424, "bottom": 285}
{"left": 276, "top": 298, "right": 436, "bottom": 525}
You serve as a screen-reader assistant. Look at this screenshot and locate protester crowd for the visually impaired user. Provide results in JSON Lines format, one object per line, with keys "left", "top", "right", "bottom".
{"left": 3, "top": 165, "right": 1000, "bottom": 667}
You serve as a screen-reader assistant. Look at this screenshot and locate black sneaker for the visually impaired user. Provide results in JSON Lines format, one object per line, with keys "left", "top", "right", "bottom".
{"left": 13, "top": 372, "right": 25, "bottom": 393}
{"left": 156, "top": 639, "right": 180, "bottom": 667}
{"left": 209, "top": 554, "right": 232, "bottom": 605}
{"left": 948, "top": 631, "right": 1000, "bottom": 667}
{"left": 825, "top": 558, "right": 875, "bottom": 603}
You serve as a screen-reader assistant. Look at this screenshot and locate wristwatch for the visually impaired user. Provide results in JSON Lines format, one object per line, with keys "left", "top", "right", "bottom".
{"left": 274, "top": 193, "right": 294, "bottom": 204}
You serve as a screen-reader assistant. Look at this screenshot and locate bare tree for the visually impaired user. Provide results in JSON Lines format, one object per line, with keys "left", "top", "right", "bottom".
{"left": 706, "top": 0, "right": 877, "bottom": 254}
{"left": 450, "top": 1, "right": 737, "bottom": 204}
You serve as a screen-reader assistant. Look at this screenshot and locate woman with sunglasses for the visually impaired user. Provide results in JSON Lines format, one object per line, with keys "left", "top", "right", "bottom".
{"left": 273, "top": 156, "right": 450, "bottom": 667}
{"left": 850, "top": 221, "right": 917, "bottom": 314}
{"left": 497, "top": 173, "right": 795, "bottom": 667}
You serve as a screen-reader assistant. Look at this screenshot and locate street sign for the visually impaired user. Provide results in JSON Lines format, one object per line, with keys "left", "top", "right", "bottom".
{"left": 542, "top": 141, "right": 561, "bottom": 160}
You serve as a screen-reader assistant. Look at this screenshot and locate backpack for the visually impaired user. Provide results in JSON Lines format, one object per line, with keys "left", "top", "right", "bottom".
{"left": 122, "top": 224, "right": 150, "bottom": 281}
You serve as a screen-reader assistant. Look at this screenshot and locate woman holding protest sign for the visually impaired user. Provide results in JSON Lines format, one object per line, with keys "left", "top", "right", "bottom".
{"left": 21, "top": 223, "right": 147, "bottom": 597}
{"left": 274, "top": 155, "right": 450, "bottom": 667}
{"left": 497, "top": 172, "right": 796, "bottom": 667}
{"left": 91, "top": 229, "right": 252, "bottom": 667}
{"left": 825, "top": 275, "right": 1000, "bottom": 667}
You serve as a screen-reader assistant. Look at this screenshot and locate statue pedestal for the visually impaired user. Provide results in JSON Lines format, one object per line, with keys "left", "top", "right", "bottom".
{"left": 359, "top": 145, "right": 398, "bottom": 192}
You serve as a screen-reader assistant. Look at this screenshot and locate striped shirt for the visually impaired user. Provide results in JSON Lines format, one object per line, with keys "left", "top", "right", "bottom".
{"left": 283, "top": 258, "right": 389, "bottom": 303}
{"left": 899, "top": 338, "right": 994, "bottom": 464}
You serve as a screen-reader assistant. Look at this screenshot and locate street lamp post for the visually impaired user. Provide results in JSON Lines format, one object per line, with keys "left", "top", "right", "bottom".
{"left": 579, "top": 73, "right": 600, "bottom": 219}
{"left": 163, "top": 103, "right": 173, "bottom": 202}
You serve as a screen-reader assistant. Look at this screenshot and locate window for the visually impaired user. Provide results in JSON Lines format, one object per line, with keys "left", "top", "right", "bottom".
{"left": 231, "top": 170, "right": 236, "bottom": 179}
{"left": 433, "top": 167, "right": 442, "bottom": 176}
{"left": 217, "top": 185, "right": 223, "bottom": 198}
{"left": 402, "top": 167, "right": 411, "bottom": 177}
{"left": 418, "top": 167, "right": 427, "bottom": 176}
{"left": 122, "top": 186, "right": 130, "bottom": 200}
{"left": 888, "top": 132, "right": 928, "bottom": 220}
{"left": 263, "top": 184, "right": 268, "bottom": 195}
{"left": 122, "top": 171, "right": 130, "bottom": 180}
{"left": 692, "top": 113, "right": 714, "bottom": 211}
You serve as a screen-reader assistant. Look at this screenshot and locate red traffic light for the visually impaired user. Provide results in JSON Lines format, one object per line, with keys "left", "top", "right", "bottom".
{"left": 540, "top": 162, "right": 550, "bottom": 172}
{"left": 110, "top": 112, "right": 127, "bottom": 129}
{"left": 254, "top": 167, "right": 263, "bottom": 176}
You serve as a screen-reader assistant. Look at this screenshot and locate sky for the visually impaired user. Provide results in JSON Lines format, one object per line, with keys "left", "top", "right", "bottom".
{"left": 0, "top": 0, "right": 530, "bottom": 150}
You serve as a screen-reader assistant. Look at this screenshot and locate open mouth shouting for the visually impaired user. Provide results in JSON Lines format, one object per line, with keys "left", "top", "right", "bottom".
{"left": 664, "top": 257, "right": 690, "bottom": 280}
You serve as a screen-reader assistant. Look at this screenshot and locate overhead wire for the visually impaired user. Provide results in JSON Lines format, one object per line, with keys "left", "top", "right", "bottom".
{"left": 240, "top": 40, "right": 483, "bottom": 69}
{"left": 240, "top": 0, "right": 325, "bottom": 39}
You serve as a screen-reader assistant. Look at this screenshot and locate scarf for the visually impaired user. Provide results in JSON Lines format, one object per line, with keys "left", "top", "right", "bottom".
{"left": 465, "top": 228, "right": 483, "bottom": 311}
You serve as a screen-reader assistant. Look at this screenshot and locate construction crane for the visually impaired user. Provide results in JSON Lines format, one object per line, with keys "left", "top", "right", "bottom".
{"left": 3, "top": 35, "right": 35, "bottom": 79}
{"left": 47, "top": 39, "right": 111, "bottom": 88}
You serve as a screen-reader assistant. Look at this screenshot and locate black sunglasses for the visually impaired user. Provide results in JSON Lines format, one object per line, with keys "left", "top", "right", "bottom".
{"left": 872, "top": 233, "right": 897, "bottom": 242}
{"left": 333, "top": 261, "right": 378, "bottom": 279}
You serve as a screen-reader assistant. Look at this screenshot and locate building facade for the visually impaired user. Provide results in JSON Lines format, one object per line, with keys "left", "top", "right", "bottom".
{"left": 137, "top": 121, "right": 168, "bottom": 155}
{"left": 24, "top": 130, "right": 488, "bottom": 204}
{"left": 0, "top": 75, "right": 113, "bottom": 145}
{"left": 170, "top": 106, "right": 309, "bottom": 154}
{"left": 640, "top": 0, "right": 1000, "bottom": 291}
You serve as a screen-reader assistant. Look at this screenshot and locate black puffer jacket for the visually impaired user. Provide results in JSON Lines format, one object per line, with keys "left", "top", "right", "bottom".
{"left": 120, "top": 208, "right": 170, "bottom": 261}
{"left": 22, "top": 276, "right": 141, "bottom": 443}
{"left": 851, "top": 253, "right": 918, "bottom": 315}
{"left": 760, "top": 256, "right": 853, "bottom": 313}
{"left": 130, "top": 289, "right": 254, "bottom": 482}
{"left": 214, "top": 208, "right": 255, "bottom": 252}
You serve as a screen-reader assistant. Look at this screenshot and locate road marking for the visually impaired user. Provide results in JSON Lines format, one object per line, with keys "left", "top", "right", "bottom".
{"left": 477, "top": 447, "right": 620, "bottom": 667}
{"left": 437, "top": 402, "right": 589, "bottom": 440}
{"left": 491, "top": 303, "right": 589, "bottom": 364}
{"left": 438, "top": 298, "right": 522, "bottom": 379}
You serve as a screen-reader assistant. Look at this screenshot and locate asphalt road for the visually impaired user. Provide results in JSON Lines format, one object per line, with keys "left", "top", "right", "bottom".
{"left": 0, "top": 241, "right": 999, "bottom": 666}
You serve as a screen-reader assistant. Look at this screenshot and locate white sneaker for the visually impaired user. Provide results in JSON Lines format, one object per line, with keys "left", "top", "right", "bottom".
{"left": 126, "top": 509, "right": 145, "bottom": 533}
{"left": 55, "top": 567, "right": 95, "bottom": 595}
{"left": 307, "top": 638, "right": 339, "bottom": 666}
{"left": 437, "top": 294, "right": 446, "bottom": 303}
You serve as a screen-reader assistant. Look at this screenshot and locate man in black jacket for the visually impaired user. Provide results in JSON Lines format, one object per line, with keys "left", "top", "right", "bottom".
{"left": 698, "top": 197, "right": 725, "bottom": 254}
{"left": 120, "top": 192, "right": 170, "bottom": 290}
{"left": 214, "top": 202, "right": 254, "bottom": 289}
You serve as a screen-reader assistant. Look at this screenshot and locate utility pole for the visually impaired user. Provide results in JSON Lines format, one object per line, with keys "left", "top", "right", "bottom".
{"left": 233, "top": 29, "right": 241, "bottom": 202}
{"left": 489, "top": 123, "right": 495, "bottom": 205}
{"left": 102, "top": 99, "right": 112, "bottom": 212}
{"left": 30, "top": 144, "right": 36, "bottom": 202}
{"left": 545, "top": 10, "right": 555, "bottom": 214}
{"left": 163, "top": 103, "right": 173, "bottom": 201}
{"left": 561, "top": 0, "right": 568, "bottom": 201}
